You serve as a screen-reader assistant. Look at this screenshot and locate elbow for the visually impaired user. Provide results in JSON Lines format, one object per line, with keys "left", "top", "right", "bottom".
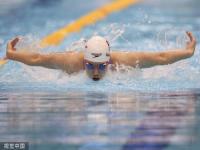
{"left": 157, "top": 53, "right": 169, "bottom": 65}
{"left": 28, "top": 54, "right": 42, "bottom": 66}
{"left": 157, "top": 53, "right": 170, "bottom": 65}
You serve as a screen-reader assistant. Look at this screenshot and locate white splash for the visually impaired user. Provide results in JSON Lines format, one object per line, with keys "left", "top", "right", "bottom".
{"left": 15, "top": 35, "right": 42, "bottom": 52}
{"left": 1, "top": 22, "right": 199, "bottom": 92}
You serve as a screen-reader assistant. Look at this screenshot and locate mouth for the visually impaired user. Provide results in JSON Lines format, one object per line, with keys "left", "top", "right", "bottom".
{"left": 92, "top": 77, "right": 100, "bottom": 81}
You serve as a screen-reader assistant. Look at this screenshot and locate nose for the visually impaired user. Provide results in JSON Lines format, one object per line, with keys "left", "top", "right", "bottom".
{"left": 93, "top": 66, "right": 99, "bottom": 77}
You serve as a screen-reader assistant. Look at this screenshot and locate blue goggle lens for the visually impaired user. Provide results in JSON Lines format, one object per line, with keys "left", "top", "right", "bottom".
{"left": 99, "top": 64, "right": 106, "bottom": 70}
{"left": 86, "top": 63, "right": 94, "bottom": 70}
{"left": 86, "top": 63, "right": 107, "bottom": 71}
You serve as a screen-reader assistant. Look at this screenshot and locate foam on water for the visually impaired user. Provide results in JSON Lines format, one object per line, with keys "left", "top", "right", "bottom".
{"left": 0, "top": 0, "right": 200, "bottom": 92}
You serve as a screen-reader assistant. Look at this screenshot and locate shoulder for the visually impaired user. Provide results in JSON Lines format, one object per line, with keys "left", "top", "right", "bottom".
{"left": 110, "top": 51, "right": 137, "bottom": 63}
{"left": 51, "top": 51, "right": 84, "bottom": 61}
{"left": 43, "top": 51, "right": 84, "bottom": 73}
{"left": 62, "top": 51, "right": 84, "bottom": 66}
{"left": 110, "top": 51, "right": 124, "bottom": 62}
{"left": 110, "top": 51, "right": 141, "bottom": 67}
{"left": 62, "top": 51, "right": 84, "bottom": 58}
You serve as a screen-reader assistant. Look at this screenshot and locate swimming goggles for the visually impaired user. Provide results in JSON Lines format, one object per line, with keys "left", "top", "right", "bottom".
{"left": 85, "top": 62, "right": 107, "bottom": 71}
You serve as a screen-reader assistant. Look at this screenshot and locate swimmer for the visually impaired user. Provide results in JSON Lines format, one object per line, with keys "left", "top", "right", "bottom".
{"left": 6, "top": 31, "right": 196, "bottom": 81}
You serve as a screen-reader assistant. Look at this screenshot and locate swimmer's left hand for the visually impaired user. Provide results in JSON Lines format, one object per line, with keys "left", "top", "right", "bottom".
{"left": 186, "top": 31, "right": 197, "bottom": 56}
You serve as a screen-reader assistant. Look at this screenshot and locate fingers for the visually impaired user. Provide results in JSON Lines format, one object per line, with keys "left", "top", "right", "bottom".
{"left": 185, "top": 32, "right": 197, "bottom": 53}
{"left": 186, "top": 31, "right": 192, "bottom": 41}
{"left": 7, "top": 37, "right": 20, "bottom": 51}
{"left": 186, "top": 31, "right": 196, "bottom": 43}
{"left": 11, "top": 37, "right": 19, "bottom": 47}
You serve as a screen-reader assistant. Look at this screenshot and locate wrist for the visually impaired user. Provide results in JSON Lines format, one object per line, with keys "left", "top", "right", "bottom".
{"left": 6, "top": 50, "right": 14, "bottom": 59}
{"left": 187, "top": 49, "right": 194, "bottom": 57}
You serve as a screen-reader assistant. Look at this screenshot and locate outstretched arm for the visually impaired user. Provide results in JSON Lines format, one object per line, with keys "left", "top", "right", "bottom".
{"left": 111, "top": 32, "right": 197, "bottom": 68}
{"left": 6, "top": 37, "right": 84, "bottom": 73}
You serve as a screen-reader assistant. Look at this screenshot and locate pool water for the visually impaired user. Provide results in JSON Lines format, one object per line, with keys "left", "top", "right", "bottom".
{"left": 0, "top": 0, "right": 200, "bottom": 150}
{"left": 0, "top": 91, "right": 199, "bottom": 150}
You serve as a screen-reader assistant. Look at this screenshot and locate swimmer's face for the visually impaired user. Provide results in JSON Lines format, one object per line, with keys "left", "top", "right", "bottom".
{"left": 84, "top": 60, "right": 109, "bottom": 81}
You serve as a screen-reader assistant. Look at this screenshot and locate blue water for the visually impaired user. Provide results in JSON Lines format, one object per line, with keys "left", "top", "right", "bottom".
{"left": 0, "top": 0, "right": 200, "bottom": 150}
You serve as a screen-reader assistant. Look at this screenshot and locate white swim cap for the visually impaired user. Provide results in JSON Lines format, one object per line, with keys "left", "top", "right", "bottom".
{"left": 84, "top": 36, "right": 110, "bottom": 63}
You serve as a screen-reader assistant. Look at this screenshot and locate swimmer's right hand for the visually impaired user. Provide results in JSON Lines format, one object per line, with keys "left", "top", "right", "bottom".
{"left": 6, "top": 37, "right": 20, "bottom": 59}
{"left": 186, "top": 31, "right": 197, "bottom": 56}
{"left": 7, "top": 37, "right": 19, "bottom": 51}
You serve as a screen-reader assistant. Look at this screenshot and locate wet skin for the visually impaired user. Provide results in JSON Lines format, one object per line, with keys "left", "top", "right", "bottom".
{"left": 5, "top": 32, "right": 197, "bottom": 79}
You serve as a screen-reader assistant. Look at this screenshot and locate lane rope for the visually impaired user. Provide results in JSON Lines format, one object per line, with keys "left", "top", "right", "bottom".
{"left": 0, "top": 0, "right": 140, "bottom": 67}
{"left": 40, "top": 0, "right": 139, "bottom": 47}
